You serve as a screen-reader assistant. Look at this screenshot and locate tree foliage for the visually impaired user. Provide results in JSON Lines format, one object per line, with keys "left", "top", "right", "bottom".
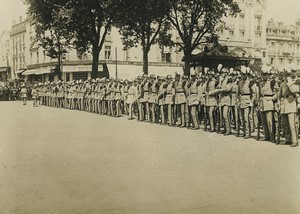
{"left": 25, "top": 0, "right": 73, "bottom": 59}
{"left": 168, "top": 0, "right": 240, "bottom": 76}
{"left": 26, "top": 0, "right": 119, "bottom": 79}
{"left": 115, "top": 0, "right": 172, "bottom": 74}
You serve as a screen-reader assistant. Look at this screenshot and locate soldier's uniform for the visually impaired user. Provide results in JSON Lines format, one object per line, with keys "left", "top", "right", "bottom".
{"left": 20, "top": 84, "right": 27, "bottom": 105}
{"left": 175, "top": 75, "right": 187, "bottom": 127}
{"left": 188, "top": 74, "right": 200, "bottom": 130}
{"left": 127, "top": 81, "right": 137, "bottom": 120}
{"left": 148, "top": 75, "right": 159, "bottom": 123}
{"left": 158, "top": 77, "right": 167, "bottom": 124}
{"left": 278, "top": 73, "right": 299, "bottom": 147}
{"left": 230, "top": 71, "right": 239, "bottom": 133}
{"left": 258, "top": 71, "right": 276, "bottom": 141}
{"left": 206, "top": 71, "right": 218, "bottom": 132}
{"left": 139, "top": 77, "right": 150, "bottom": 121}
{"left": 57, "top": 82, "right": 64, "bottom": 108}
{"left": 123, "top": 81, "right": 129, "bottom": 115}
{"left": 218, "top": 68, "right": 234, "bottom": 135}
{"left": 197, "top": 75, "right": 207, "bottom": 127}
{"left": 165, "top": 75, "right": 175, "bottom": 126}
{"left": 31, "top": 85, "right": 38, "bottom": 107}
{"left": 237, "top": 68, "right": 254, "bottom": 139}
{"left": 114, "top": 80, "right": 122, "bottom": 117}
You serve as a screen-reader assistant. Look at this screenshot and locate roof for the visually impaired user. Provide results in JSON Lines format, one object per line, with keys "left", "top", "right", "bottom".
{"left": 188, "top": 45, "right": 253, "bottom": 62}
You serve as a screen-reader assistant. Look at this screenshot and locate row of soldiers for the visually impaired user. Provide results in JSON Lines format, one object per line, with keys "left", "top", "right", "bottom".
{"left": 33, "top": 65, "right": 300, "bottom": 147}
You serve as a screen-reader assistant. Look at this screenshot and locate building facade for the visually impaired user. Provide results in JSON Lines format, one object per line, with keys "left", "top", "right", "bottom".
{"left": 217, "top": 0, "right": 267, "bottom": 64}
{"left": 9, "top": 16, "right": 183, "bottom": 82}
{"left": 0, "top": 30, "right": 11, "bottom": 81}
{"left": 265, "top": 18, "right": 300, "bottom": 70}
{"left": 4, "top": 0, "right": 271, "bottom": 82}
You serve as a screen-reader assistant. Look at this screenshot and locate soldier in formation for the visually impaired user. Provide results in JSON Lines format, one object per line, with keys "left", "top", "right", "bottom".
{"left": 32, "top": 65, "right": 300, "bottom": 147}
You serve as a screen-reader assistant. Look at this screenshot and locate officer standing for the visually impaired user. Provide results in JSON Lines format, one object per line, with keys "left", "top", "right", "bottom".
{"left": 237, "top": 66, "right": 254, "bottom": 139}
{"left": 188, "top": 74, "right": 200, "bottom": 130}
{"left": 148, "top": 75, "right": 159, "bottom": 123}
{"left": 165, "top": 75, "right": 175, "bottom": 126}
{"left": 278, "top": 68, "right": 299, "bottom": 147}
{"left": 206, "top": 70, "right": 218, "bottom": 132}
{"left": 175, "top": 74, "right": 187, "bottom": 128}
{"left": 20, "top": 84, "right": 27, "bottom": 105}
{"left": 258, "top": 69, "right": 276, "bottom": 142}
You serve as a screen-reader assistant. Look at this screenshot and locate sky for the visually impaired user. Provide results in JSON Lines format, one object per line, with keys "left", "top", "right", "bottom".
{"left": 0, "top": 0, "right": 299, "bottom": 33}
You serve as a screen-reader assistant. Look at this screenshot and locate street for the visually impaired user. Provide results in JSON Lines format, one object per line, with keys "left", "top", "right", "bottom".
{"left": 0, "top": 101, "right": 300, "bottom": 214}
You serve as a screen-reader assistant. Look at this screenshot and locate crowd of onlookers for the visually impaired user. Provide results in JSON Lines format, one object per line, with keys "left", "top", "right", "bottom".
{"left": 0, "top": 80, "right": 33, "bottom": 101}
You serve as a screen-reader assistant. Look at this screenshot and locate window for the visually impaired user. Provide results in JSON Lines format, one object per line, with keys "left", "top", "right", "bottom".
{"left": 229, "top": 31, "right": 234, "bottom": 40}
{"left": 280, "top": 58, "right": 283, "bottom": 64}
{"left": 104, "top": 45, "right": 111, "bottom": 60}
{"left": 240, "top": 31, "right": 245, "bottom": 40}
{"left": 289, "top": 59, "right": 293, "bottom": 64}
{"left": 255, "top": 16, "right": 261, "bottom": 31}
{"left": 270, "top": 58, "right": 274, "bottom": 65}
{"left": 162, "top": 53, "right": 171, "bottom": 63}
{"left": 37, "top": 52, "right": 39, "bottom": 64}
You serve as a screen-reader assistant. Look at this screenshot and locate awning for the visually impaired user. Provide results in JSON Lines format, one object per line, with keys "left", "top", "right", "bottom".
{"left": 35, "top": 70, "right": 50, "bottom": 75}
{"left": 15, "top": 69, "right": 26, "bottom": 74}
{"left": 22, "top": 69, "right": 36, "bottom": 75}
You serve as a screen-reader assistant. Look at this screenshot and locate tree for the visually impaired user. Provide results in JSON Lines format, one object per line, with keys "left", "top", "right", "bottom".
{"left": 115, "top": 0, "right": 172, "bottom": 75}
{"left": 168, "top": 0, "right": 240, "bottom": 76}
{"left": 25, "top": 0, "right": 73, "bottom": 80}
{"left": 67, "top": 0, "right": 118, "bottom": 79}
{"left": 26, "top": 0, "right": 119, "bottom": 79}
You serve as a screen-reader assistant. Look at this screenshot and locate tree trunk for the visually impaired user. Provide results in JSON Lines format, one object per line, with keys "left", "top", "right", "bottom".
{"left": 142, "top": 43, "right": 149, "bottom": 75}
{"left": 91, "top": 46, "right": 100, "bottom": 79}
{"left": 184, "top": 51, "right": 192, "bottom": 77}
{"left": 58, "top": 53, "right": 62, "bottom": 80}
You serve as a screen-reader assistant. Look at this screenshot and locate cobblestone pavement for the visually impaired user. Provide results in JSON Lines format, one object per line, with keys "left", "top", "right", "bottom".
{"left": 0, "top": 101, "right": 299, "bottom": 214}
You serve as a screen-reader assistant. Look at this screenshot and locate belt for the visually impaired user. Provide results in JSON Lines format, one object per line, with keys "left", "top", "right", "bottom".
{"left": 261, "top": 94, "right": 273, "bottom": 97}
{"left": 167, "top": 93, "right": 173, "bottom": 95}
{"left": 190, "top": 93, "right": 198, "bottom": 95}
{"left": 116, "top": 92, "right": 121, "bottom": 94}
{"left": 241, "top": 94, "right": 251, "bottom": 96}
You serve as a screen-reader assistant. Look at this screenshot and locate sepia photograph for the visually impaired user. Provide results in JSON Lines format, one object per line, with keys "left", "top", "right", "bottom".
{"left": 0, "top": 0, "right": 300, "bottom": 213}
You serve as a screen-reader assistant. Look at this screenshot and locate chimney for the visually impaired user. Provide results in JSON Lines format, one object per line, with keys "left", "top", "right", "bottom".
{"left": 13, "top": 20, "right": 16, "bottom": 26}
{"left": 19, "top": 16, "right": 22, "bottom": 23}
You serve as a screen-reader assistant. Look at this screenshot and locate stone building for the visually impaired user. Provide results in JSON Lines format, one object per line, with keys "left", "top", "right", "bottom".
{"left": 265, "top": 18, "right": 300, "bottom": 70}
{"left": 217, "top": 0, "right": 267, "bottom": 64}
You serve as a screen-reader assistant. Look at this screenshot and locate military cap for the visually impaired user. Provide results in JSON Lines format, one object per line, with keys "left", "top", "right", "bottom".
{"left": 221, "top": 67, "right": 229, "bottom": 74}
{"left": 182, "top": 75, "right": 189, "bottom": 80}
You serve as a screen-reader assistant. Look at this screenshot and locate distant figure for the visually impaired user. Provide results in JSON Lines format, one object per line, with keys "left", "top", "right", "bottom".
{"left": 20, "top": 84, "right": 27, "bottom": 105}
{"left": 31, "top": 84, "right": 38, "bottom": 107}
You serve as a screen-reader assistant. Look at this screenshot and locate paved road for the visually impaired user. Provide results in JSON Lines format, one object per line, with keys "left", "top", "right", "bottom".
{"left": 0, "top": 101, "right": 300, "bottom": 214}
